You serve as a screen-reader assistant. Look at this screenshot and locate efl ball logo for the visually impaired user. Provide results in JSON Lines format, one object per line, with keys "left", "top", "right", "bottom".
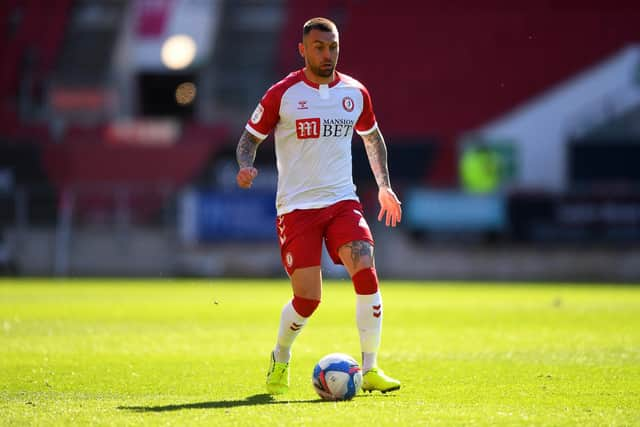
{"left": 342, "top": 96, "right": 354, "bottom": 112}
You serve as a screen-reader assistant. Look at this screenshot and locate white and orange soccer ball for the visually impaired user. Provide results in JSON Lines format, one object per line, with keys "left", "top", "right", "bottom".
{"left": 311, "top": 353, "right": 362, "bottom": 400}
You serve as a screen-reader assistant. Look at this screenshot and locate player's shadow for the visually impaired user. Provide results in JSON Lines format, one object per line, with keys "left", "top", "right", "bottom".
{"left": 118, "top": 393, "right": 325, "bottom": 412}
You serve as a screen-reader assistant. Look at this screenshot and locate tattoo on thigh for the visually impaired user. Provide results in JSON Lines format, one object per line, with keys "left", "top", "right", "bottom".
{"left": 346, "top": 241, "right": 374, "bottom": 265}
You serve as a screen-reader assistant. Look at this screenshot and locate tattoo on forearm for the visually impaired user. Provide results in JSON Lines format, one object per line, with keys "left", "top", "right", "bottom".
{"left": 236, "top": 130, "right": 262, "bottom": 168}
{"left": 344, "top": 241, "right": 374, "bottom": 265}
{"left": 362, "top": 129, "right": 391, "bottom": 188}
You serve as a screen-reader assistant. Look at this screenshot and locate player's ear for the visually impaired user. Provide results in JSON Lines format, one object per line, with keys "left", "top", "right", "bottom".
{"left": 298, "top": 42, "right": 305, "bottom": 58}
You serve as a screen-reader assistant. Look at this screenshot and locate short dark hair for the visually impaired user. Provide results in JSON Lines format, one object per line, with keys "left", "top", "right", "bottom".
{"left": 302, "top": 17, "right": 338, "bottom": 37}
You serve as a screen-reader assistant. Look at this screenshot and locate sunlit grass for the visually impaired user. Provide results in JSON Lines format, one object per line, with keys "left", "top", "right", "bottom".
{"left": 1, "top": 279, "right": 639, "bottom": 426}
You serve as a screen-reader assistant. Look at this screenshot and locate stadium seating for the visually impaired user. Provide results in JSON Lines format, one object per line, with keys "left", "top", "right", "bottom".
{"left": 1, "top": 1, "right": 232, "bottom": 223}
{"left": 4, "top": 1, "right": 640, "bottom": 223}
{"left": 0, "top": 0, "right": 72, "bottom": 139}
{"left": 40, "top": 122, "right": 229, "bottom": 223}
{"left": 282, "top": 0, "right": 640, "bottom": 185}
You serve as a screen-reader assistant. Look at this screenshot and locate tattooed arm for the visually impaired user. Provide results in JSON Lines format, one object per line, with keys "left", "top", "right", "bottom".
{"left": 236, "top": 130, "right": 263, "bottom": 189}
{"left": 236, "top": 129, "right": 262, "bottom": 168}
{"left": 361, "top": 128, "right": 402, "bottom": 227}
{"left": 361, "top": 128, "right": 391, "bottom": 189}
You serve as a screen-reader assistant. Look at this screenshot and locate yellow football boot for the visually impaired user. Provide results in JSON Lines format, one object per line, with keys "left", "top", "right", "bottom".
{"left": 266, "top": 352, "right": 289, "bottom": 395}
{"left": 362, "top": 367, "right": 401, "bottom": 393}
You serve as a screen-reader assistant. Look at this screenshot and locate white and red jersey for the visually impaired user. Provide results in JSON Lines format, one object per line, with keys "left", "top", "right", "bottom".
{"left": 245, "top": 69, "right": 378, "bottom": 216}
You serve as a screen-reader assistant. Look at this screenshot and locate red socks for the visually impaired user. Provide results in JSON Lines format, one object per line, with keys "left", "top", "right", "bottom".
{"left": 291, "top": 295, "right": 320, "bottom": 317}
{"left": 352, "top": 267, "right": 379, "bottom": 295}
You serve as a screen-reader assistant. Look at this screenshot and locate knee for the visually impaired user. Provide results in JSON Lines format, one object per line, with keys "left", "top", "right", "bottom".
{"left": 340, "top": 240, "right": 375, "bottom": 271}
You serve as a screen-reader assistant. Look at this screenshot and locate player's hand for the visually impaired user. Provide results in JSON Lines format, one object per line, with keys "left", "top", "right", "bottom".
{"left": 236, "top": 167, "right": 258, "bottom": 189}
{"left": 377, "top": 186, "right": 402, "bottom": 227}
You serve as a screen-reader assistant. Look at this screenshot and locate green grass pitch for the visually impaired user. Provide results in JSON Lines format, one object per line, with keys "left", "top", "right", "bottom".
{"left": 1, "top": 278, "right": 639, "bottom": 426}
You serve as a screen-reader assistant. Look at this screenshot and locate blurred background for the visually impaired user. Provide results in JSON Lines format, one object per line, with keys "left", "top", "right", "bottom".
{"left": 1, "top": 0, "right": 640, "bottom": 281}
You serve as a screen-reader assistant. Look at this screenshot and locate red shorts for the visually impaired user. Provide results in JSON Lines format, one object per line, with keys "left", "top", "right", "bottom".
{"left": 276, "top": 200, "right": 374, "bottom": 276}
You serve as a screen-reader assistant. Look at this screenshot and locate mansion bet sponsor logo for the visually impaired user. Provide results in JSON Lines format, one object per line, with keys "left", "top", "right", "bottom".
{"left": 296, "top": 118, "right": 355, "bottom": 139}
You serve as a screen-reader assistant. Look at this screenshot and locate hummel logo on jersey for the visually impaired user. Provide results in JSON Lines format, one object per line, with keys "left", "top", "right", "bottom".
{"left": 296, "top": 118, "right": 320, "bottom": 139}
{"left": 290, "top": 322, "right": 303, "bottom": 331}
{"left": 297, "top": 100, "right": 308, "bottom": 110}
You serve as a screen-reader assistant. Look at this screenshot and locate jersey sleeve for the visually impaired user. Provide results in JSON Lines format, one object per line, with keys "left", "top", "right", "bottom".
{"left": 245, "top": 86, "right": 281, "bottom": 140}
{"left": 355, "top": 86, "right": 378, "bottom": 135}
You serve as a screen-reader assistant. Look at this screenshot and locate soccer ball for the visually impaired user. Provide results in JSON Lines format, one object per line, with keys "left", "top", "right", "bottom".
{"left": 312, "top": 353, "right": 363, "bottom": 400}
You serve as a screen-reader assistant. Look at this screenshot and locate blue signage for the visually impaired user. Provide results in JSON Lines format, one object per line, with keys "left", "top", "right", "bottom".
{"left": 195, "top": 190, "right": 277, "bottom": 241}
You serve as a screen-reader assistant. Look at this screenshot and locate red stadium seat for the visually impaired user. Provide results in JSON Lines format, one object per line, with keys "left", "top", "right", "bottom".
{"left": 282, "top": 0, "right": 640, "bottom": 185}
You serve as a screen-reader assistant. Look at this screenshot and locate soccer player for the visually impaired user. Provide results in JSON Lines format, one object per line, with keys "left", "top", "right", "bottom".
{"left": 235, "top": 17, "right": 402, "bottom": 395}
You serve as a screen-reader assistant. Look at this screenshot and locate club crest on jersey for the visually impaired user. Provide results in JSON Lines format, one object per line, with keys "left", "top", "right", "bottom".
{"left": 296, "top": 118, "right": 321, "bottom": 139}
{"left": 297, "top": 100, "right": 309, "bottom": 110}
{"left": 250, "top": 103, "right": 264, "bottom": 124}
{"left": 342, "top": 96, "right": 355, "bottom": 112}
